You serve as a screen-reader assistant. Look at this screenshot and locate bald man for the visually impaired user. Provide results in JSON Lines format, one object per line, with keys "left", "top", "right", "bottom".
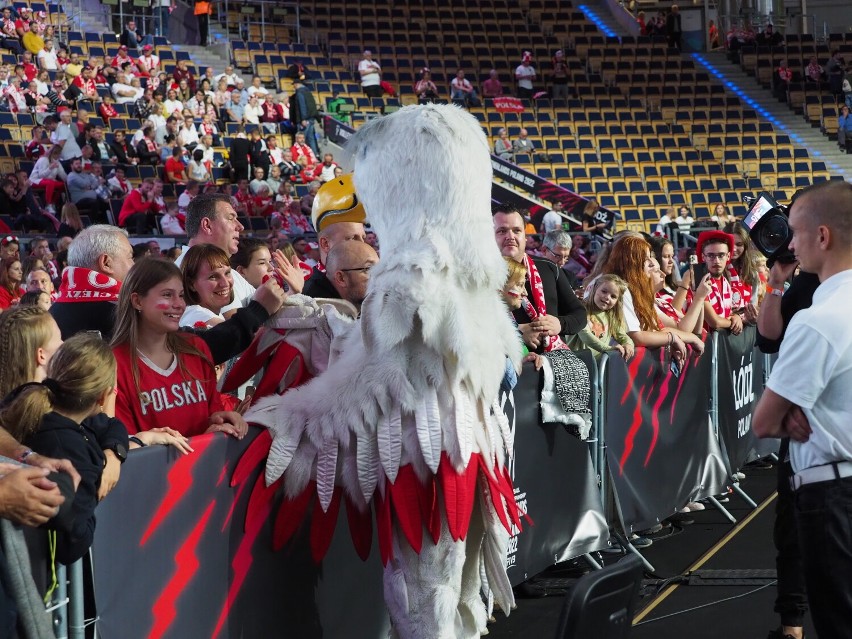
{"left": 303, "top": 221, "right": 368, "bottom": 299}
{"left": 324, "top": 241, "right": 378, "bottom": 310}
{"left": 753, "top": 180, "right": 852, "bottom": 637}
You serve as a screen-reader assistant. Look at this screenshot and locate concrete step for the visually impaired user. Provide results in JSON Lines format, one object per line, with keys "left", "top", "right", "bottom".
{"left": 698, "top": 51, "right": 852, "bottom": 179}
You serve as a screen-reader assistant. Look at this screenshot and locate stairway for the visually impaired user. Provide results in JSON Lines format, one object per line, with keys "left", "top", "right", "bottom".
{"left": 698, "top": 50, "right": 852, "bottom": 180}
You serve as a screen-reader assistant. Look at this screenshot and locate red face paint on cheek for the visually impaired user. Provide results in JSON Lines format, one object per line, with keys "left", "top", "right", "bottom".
{"left": 155, "top": 301, "right": 170, "bottom": 310}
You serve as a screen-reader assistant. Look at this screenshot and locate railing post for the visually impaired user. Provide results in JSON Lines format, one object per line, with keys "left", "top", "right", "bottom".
{"left": 68, "top": 558, "right": 85, "bottom": 639}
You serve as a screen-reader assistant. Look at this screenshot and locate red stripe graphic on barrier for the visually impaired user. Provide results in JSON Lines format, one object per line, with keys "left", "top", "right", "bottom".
{"left": 148, "top": 500, "right": 216, "bottom": 639}
{"left": 645, "top": 369, "right": 674, "bottom": 466}
{"left": 140, "top": 435, "right": 214, "bottom": 546}
{"left": 620, "top": 350, "right": 646, "bottom": 405}
{"left": 211, "top": 477, "right": 276, "bottom": 639}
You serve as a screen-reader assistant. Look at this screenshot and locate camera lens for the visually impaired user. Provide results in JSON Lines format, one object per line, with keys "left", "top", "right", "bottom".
{"left": 758, "top": 215, "right": 792, "bottom": 253}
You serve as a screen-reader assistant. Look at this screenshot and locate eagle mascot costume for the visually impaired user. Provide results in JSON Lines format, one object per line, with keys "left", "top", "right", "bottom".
{"left": 244, "top": 104, "right": 525, "bottom": 638}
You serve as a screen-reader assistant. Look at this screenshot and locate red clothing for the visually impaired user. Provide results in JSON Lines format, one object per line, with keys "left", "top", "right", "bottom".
{"left": 117, "top": 188, "right": 156, "bottom": 226}
{"left": 22, "top": 63, "right": 37, "bottom": 83}
{"left": 99, "top": 102, "right": 117, "bottom": 123}
{"left": 704, "top": 274, "right": 733, "bottom": 331}
{"left": 290, "top": 142, "right": 317, "bottom": 165}
{"left": 164, "top": 156, "right": 185, "bottom": 182}
{"left": 0, "top": 286, "right": 23, "bottom": 310}
{"left": 113, "top": 335, "right": 226, "bottom": 437}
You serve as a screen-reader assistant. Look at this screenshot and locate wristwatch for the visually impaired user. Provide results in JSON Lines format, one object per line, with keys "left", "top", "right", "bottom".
{"left": 106, "top": 443, "right": 128, "bottom": 464}
{"left": 765, "top": 284, "right": 784, "bottom": 297}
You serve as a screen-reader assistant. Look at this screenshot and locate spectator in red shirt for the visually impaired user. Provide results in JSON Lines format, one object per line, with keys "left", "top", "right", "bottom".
{"left": 172, "top": 59, "right": 196, "bottom": 93}
{"left": 0, "top": 257, "right": 24, "bottom": 310}
{"left": 164, "top": 146, "right": 187, "bottom": 183}
{"left": 290, "top": 131, "right": 317, "bottom": 166}
{"left": 118, "top": 178, "right": 158, "bottom": 234}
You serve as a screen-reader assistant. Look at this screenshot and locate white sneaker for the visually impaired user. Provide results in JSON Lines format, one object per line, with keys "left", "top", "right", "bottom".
{"left": 45, "top": 204, "right": 56, "bottom": 214}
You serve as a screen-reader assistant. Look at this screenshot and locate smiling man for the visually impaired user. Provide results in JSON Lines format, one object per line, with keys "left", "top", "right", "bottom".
{"left": 175, "top": 192, "right": 253, "bottom": 316}
{"left": 753, "top": 180, "right": 852, "bottom": 638}
{"left": 492, "top": 206, "right": 586, "bottom": 352}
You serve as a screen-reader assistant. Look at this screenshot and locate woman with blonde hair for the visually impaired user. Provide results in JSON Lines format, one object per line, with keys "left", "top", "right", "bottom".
{"left": 57, "top": 202, "right": 83, "bottom": 239}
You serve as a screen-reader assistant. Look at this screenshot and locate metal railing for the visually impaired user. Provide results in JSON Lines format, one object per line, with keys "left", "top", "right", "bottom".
{"left": 216, "top": 0, "right": 302, "bottom": 45}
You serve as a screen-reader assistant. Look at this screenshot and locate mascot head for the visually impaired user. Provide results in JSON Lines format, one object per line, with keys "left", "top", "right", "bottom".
{"left": 311, "top": 174, "right": 366, "bottom": 233}
{"left": 345, "top": 104, "right": 505, "bottom": 289}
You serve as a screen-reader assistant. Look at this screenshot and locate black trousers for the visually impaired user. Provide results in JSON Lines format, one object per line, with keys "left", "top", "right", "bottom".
{"left": 197, "top": 13, "right": 209, "bottom": 46}
{"left": 774, "top": 438, "right": 808, "bottom": 627}
{"left": 795, "top": 471, "right": 852, "bottom": 638}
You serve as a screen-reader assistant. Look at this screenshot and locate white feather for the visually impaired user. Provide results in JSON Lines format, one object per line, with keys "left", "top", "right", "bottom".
{"left": 415, "top": 391, "right": 442, "bottom": 474}
{"left": 378, "top": 406, "right": 403, "bottom": 483}
{"left": 355, "top": 432, "right": 379, "bottom": 504}
{"left": 492, "top": 400, "right": 514, "bottom": 459}
{"left": 316, "top": 439, "right": 339, "bottom": 512}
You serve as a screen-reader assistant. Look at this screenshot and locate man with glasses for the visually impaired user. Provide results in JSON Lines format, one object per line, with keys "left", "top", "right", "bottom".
{"left": 542, "top": 230, "right": 582, "bottom": 287}
{"left": 697, "top": 230, "right": 743, "bottom": 334}
{"left": 325, "top": 241, "right": 378, "bottom": 311}
{"left": 493, "top": 206, "right": 586, "bottom": 353}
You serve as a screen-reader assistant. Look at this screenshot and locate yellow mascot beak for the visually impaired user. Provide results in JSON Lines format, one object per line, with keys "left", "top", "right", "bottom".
{"left": 311, "top": 174, "right": 367, "bottom": 232}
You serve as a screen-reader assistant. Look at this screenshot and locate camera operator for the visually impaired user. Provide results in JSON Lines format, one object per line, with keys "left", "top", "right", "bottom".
{"left": 755, "top": 256, "right": 819, "bottom": 639}
{"left": 753, "top": 180, "right": 852, "bottom": 638}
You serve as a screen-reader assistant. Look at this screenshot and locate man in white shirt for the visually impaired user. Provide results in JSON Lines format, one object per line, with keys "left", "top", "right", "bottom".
{"left": 138, "top": 44, "right": 160, "bottom": 75}
{"left": 515, "top": 54, "right": 537, "bottom": 99}
{"left": 246, "top": 75, "right": 268, "bottom": 102}
{"left": 753, "top": 180, "right": 852, "bottom": 638}
{"left": 175, "top": 192, "right": 254, "bottom": 317}
{"left": 358, "top": 50, "right": 382, "bottom": 98}
{"left": 37, "top": 41, "right": 58, "bottom": 71}
{"left": 215, "top": 65, "right": 239, "bottom": 88}
{"left": 50, "top": 109, "right": 82, "bottom": 162}
{"left": 112, "top": 72, "right": 141, "bottom": 104}
{"left": 540, "top": 200, "right": 565, "bottom": 233}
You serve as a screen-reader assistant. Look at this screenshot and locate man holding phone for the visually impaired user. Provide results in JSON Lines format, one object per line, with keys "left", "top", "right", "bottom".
{"left": 696, "top": 230, "right": 744, "bottom": 334}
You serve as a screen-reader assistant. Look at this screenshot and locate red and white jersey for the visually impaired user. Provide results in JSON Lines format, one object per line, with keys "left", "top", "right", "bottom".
{"left": 113, "top": 334, "right": 226, "bottom": 437}
{"left": 706, "top": 274, "right": 733, "bottom": 319}
{"left": 138, "top": 54, "right": 160, "bottom": 74}
{"left": 290, "top": 142, "right": 317, "bottom": 165}
{"left": 654, "top": 289, "right": 680, "bottom": 321}
{"left": 727, "top": 265, "right": 752, "bottom": 308}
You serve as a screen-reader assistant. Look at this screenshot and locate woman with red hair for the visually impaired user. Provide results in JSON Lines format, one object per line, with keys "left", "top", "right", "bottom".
{"left": 598, "top": 234, "right": 704, "bottom": 358}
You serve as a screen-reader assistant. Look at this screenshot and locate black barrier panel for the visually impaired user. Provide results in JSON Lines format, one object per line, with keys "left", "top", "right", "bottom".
{"left": 90, "top": 365, "right": 607, "bottom": 637}
{"left": 505, "top": 363, "right": 609, "bottom": 583}
{"left": 716, "top": 326, "right": 769, "bottom": 473}
{"left": 605, "top": 348, "right": 729, "bottom": 531}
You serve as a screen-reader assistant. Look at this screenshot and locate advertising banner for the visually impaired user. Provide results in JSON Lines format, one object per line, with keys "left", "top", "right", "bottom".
{"left": 91, "top": 367, "right": 607, "bottom": 637}
{"left": 492, "top": 97, "right": 526, "bottom": 113}
{"left": 505, "top": 365, "right": 609, "bottom": 583}
{"left": 604, "top": 347, "right": 729, "bottom": 531}
{"left": 715, "top": 326, "right": 769, "bottom": 473}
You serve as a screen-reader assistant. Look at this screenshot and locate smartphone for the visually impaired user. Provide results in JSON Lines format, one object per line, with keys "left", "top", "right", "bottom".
{"left": 688, "top": 255, "right": 697, "bottom": 290}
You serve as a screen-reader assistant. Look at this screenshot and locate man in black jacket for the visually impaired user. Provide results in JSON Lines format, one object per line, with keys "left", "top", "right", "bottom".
{"left": 493, "top": 206, "right": 587, "bottom": 351}
{"left": 289, "top": 78, "right": 320, "bottom": 157}
{"left": 50, "top": 224, "right": 285, "bottom": 364}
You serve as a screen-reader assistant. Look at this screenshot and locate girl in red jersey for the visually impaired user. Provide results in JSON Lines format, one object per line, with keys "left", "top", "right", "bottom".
{"left": 0, "top": 257, "right": 25, "bottom": 310}
{"left": 110, "top": 258, "right": 248, "bottom": 438}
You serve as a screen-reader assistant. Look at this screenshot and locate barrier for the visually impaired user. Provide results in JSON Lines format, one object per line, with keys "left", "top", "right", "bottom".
{"left": 44, "top": 327, "right": 777, "bottom": 636}
{"left": 87, "top": 368, "right": 607, "bottom": 638}
{"left": 599, "top": 326, "right": 778, "bottom": 533}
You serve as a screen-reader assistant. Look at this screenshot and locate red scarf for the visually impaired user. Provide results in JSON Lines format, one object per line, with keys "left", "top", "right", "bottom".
{"left": 522, "top": 255, "right": 568, "bottom": 351}
{"left": 54, "top": 267, "right": 121, "bottom": 303}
